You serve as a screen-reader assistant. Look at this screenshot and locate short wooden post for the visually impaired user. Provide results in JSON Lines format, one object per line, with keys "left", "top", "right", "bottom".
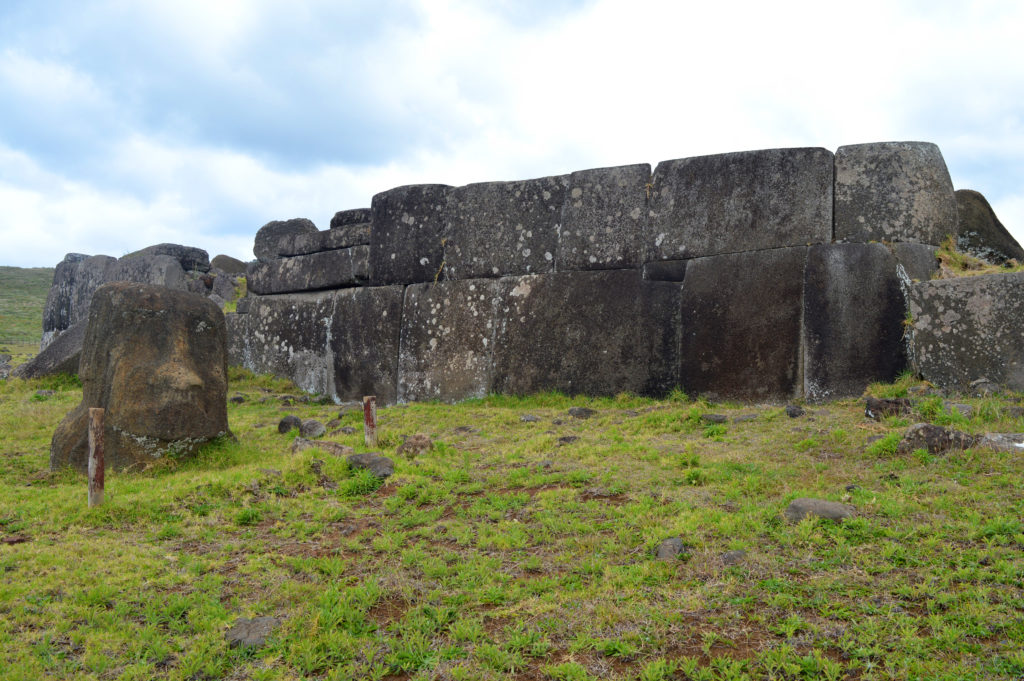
{"left": 363, "top": 396, "right": 377, "bottom": 447}
{"left": 88, "top": 407, "right": 105, "bottom": 508}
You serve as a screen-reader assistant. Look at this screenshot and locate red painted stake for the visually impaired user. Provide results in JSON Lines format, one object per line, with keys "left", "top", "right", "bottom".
{"left": 363, "top": 396, "right": 377, "bottom": 447}
{"left": 88, "top": 407, "right": 105, "bottom": 508}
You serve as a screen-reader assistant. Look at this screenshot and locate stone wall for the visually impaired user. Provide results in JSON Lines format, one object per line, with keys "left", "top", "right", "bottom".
{"left": 229, "top": 141, "right": 960, "bottom": 403}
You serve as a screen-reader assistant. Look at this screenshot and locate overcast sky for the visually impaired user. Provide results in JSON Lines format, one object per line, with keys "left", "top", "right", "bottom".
{"left": 1, "top": 0, "right": 1022, "bottom": 267}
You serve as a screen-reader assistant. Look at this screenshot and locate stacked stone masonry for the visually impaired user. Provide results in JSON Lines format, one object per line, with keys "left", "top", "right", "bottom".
{"left": 230, "top": 141, "right": 960, "bottom": 403}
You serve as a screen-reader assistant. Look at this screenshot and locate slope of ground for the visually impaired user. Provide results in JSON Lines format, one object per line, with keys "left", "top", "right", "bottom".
{"left": 0, "top": 265, "right": 54, "bottom": 363}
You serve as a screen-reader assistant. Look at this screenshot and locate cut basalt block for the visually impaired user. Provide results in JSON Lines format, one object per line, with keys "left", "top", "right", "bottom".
{"left": 253, "top": 218, "right": 318, "bottom": 262}
{"left": 803, "top": 243, "right": 907, "bottom": 400}
{"left": 889, "top": 242, "right": 938, "bottom": 282}
{"left": 331, "top": 208, "right": 371, "bottom": 229}
{"left": 648, "top": 147, "right": 832, "bottom": 260}
{"left": 444, "top": 175, "right": 567, "bottom": 279}
{"left": 492, "top": 270, "right": 681, "bottom": 397}
{"left": 330, "top": 286, "right": 404, "bottom": 404}
{"left": 557, "top": 164, "right": 650, "bottom": 271}
{"left": 278, "top": 225, "right": 370, "bottom": 256}
{"left": 246, "top": 246, "right": 369, "bottom": 294}
{"left": 679, "top": 247, "right": 806, "bottom": 401}
{"left": 369, "top": 184, "right": 451, "bottom": 285}
{"left": 834, "top": 141, "right": 956, "bottom": 245}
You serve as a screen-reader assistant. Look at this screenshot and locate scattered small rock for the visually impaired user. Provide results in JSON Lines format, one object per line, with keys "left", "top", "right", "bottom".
{"left": 1, "top": 535, "right": 30, "bottom": 545}
{"left": 864, "top": 397, "right": 912, "bottom": 420}
{"left": 975, "top": 432, "right": 1024, "bottom": 453}
{"left": 944, "top": 402, "right": 974, "bottom": 419}
{"left": 35, "top": 389, "right": 56, "bottom": 398}
{"left": 785, "top": 405, "right": 805, "bottom": 418}
{"left": 520, "top": 414, "right": 541, "bottom": 423}
{"left": 299, "top": 419, "right": 326, "bottom": 439}
{"left": 229, "top": 395, "right": 246, "bottom": 404}
{"left": 701, "top": 414, "right": 728, "bottom": 424}
{"left": 346, "top": 453, "right": 394, "bottom": 479}
{"left": 622, "top": 409, "right": 639, "bottom": 417}
{"left": 278, "top": 415, "right": 301, "bottom": 434}
{"left": 552, "top": 419, "right": 564, "bottom": 425}
{"left": 732, "top": 414, "right": 758, "bottom": 423}
{"left": 397, "top": 433, "right": 432, "bottom": 459}
{"left": 784, "top": 498, "right": 855, "bottom": 523}
{"left": 290, "top": 438, "right": 354, "bottom": 458}
{"left": 721, "top": 550, "right": 747, "bottom": 566}
{"left": 326, "top": 418, "right": 342, "bottom": 430}
{"left": 557, "top": 435, "right": 579, "bottom": 445}
{"left": 568, "top": 406, "right": 597, "bottom": 419}
{"left": 844, "top": 484, "right": 861, "bottom": 492}
{"left": 454, "top": 425, "right": 474, "bottom": 433}
{"left": 655, "top": 537, "right": 688, "bottom": 561}
{"left": 279, "top": 396, "right": 295, "bottom": 406}
{"left": 258, "top": 468, "right": 282, "bottom": 477}
{"left": 340, "top": 426, "right": 356, "bottom": 435}
{"left": 225, "top": 616, "right": 280, "bottom": 649}
{"left": 580, "top": 487, "right": 618, "bottom": 500}
{"left": 897, "top": 423, "right": 977, "bottom": 455}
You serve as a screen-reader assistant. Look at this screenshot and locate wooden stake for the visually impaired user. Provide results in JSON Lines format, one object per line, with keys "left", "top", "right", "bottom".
{"left": 88, "top": 407, "right": 105, "bottom": 508}
{"left": 363, "top": 396, "right": 377, "bottom": 447}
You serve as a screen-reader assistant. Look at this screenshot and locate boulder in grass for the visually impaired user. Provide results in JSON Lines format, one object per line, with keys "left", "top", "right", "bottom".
{"left": 226, "top": 617, "right": 280, "bottom": 649}
{"left": 784, "top": 498, "right": 855, "bottom": 523}
{"left": 346, "top": 452, "right": 394, "bottom": 479}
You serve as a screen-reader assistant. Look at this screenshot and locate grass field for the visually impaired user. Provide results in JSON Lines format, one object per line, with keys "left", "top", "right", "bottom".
{"left": 0, "top": 265, "right": 54, "bottom": 363}
{"left": 1, "top": 369, "right": 1023, "bottom": 680}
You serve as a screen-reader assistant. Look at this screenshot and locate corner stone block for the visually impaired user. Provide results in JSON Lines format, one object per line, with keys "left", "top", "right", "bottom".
{"left": 908, "top": 273, "right": 1024, "bottom": 392}
{"left": 889, "top": 242, "right": 938, "bottom": 283}
{"left": 679, "top": 247, "right": 806, "bottom": 401}
{"left": 803, "top": 243, "right": 907, "bottom": 400}
{"left": 398, "top": 279, "right": 503, "bottom": 402}
{"left": 330, "top": 286, "right": 404, "bottom": 404}
{"left": 557, "top": 164, "right": 650, "bottom": 271}
{"left": 246, "top": 246, "right": 369, "bottom": 294}
{"left": 443, "top": 175, "right": 567, "bottom": 279}
{"left": 242, "top": 292, "right": 337, "bottom": 396}
{"left": 834, "top": 141, "right": 956, "bottom": 245}
{"left": 369, "top": 184, "right": 451, "bottom": 286}
{"left": 491, "top": 270, "right": 681, "bottom": 397}
{"left": 648, "top": 148, "right": 832, "bottom": 260}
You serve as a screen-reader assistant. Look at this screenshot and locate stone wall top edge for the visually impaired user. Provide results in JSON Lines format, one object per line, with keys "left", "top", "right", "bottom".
{"left": 652, "top": 146, "right": 834, "bottom": 174}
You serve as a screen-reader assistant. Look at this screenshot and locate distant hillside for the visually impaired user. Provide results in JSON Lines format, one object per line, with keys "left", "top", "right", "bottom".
{"left": 0, "top": 266, "right": 53, "bottom": 347}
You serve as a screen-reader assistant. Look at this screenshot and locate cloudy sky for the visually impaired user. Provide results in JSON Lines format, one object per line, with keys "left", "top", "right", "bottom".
{"left": 1, "top": 0, "right": 1022, "bottom": 267}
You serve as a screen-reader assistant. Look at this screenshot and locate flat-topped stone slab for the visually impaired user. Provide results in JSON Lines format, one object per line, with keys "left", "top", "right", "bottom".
{"left": 247, "top": 246, "right": 369, "bottom": 294}
{"left": 253, "top": 218, "right": 318, "bottom": 262}
{"left": 278, "top": 225, "right": 371, "bottom": 256}
{"left": 369, "top": 184, "right": 451, "bottom": 285}
{"left": 443, "top": 175, "right": 567, "bottom": 279}
{"left": 679, "top": 247, "right": 807, "bottom": 400}
{"left": 834, "top": 141, "right": 956, "bottom": 245}
{"left": 331, "top": 208, "right": 371, "bottom": 229}
{"left": 330, "top": 286, "right": 404, "bottom": 404}
{"left": 557, "top": 164, "right": 650, "bottom": 271}
{"left": 648, "top": 147, "right": 832, "bottom": 260}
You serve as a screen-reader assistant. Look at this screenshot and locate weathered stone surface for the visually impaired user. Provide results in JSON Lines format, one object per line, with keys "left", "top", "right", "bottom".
{"left": 253, "top": 218, "right": 318, "bottom": 262}
{"left": 643, "top": 260, "right": 688, "bottom": 282}
{"left": 330, "top": 208, "right": 371, "bottom": 229}
{"left": 125, "top": 243, "right": 210, "bottom": 272}
{"left": 558, "top": 164, "right": 649, "bottom": 271}
{"left": 396, "top": 433, "right": 432, "bottom": 459}
{"left": 889, "top": 242, "right": 939, "bottom": 282}
{"left": 50, "top": 282, "right": 230, "bottom": 472}
{"left": 369, "top": 184, "right": 451, "bottom": 285}
{"left": 42, "top": 254, "right": 90, "bottom": 343}
{"left": 907, "top": 273, "right": 1024, "bottom": 392}
{"left": 834, "top": 141, "right": 956, "bottom": 245}
{"left": 278, "top": 415, "right": 301, "bottom": 433}
{"left": 211, "top": 254, "right": 247, "bottom": 274}
{"left": 803, "top": 243, "right": 907, "bottom": 399}
{"left": 246, "top": 246, "right": 369, "bottom": 294}
{"left": 784, "top": 498, "right": 855, "bottom": 523}
{"left": 785, "top": 405, "right": 805, "bottom": 418}
{"left": 328, "top": 286, "right": 404, "bottom": 404}
{"left": 679, "top": 247, "right": 806, "bottom": 401}
{"left": 865, "top": 397, "right": 912, "bottom": 420}
{"left": 234, "top": 292, "right": 337, "bottom": 396}
{"left": 347, "top": 452, "right": 394, "bottom": 479}
{"left": 444, "top": 175, "right": 567, "bottom": 279}
{"left": 291, "top": 437, "right": 354, "bottom": 457}
{"left": 955, "top": 189, "right": 1024, "bottom": 264}
{"left": 226, "top": 617, "right": 280, "bottom": 649}
{"left": 492, "top": 270, "right": 681, "bottom": 397}
{"left": 975, "top": 432, "right": 1024, "bottom": 453}
{"left": 648, "top": 148, "right": 832, "bottom": 260}
{"left": 278, "top": 225, "right": 371, "bottom": 256}
{"left": 300, "top": 419, "right": 326, "bottom": 439}
{"left": 721, "top": 550, "right": 747, "bottom": 566}
{"left": 897, "top": 423, "right": 978, "bottom": 455}
{"left": 210, "top": 271, "right": 238, "bottom": 301}
{"left": 398, "top": 279, "right": 503, "bottom": 402}
{"left": 655, "top": 537, "right": 687, "bottom": 561}
{"left": 11, "top": 318, "right": 86, "bottom": 379}
{"left": 107, "top": 254, "right": 188, "bottom": 291}
{"left": 568, "top": 406, "right": 597, "bottom": 419}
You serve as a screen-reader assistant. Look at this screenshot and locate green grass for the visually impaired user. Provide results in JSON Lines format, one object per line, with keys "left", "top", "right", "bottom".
{"left": 2, "top": 371, "right": 1024, "bottom": 680}
{"left": 0, "top": 266, "right": 53, "bottom": 360}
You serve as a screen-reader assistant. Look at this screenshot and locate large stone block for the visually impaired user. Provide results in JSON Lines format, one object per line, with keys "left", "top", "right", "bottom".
{"left": 211, "top": 254, "right": 247, "bottom": 274}
{"left": 108, "top": 254, "right": 189, "bottom": 291}
{"left": 278, "top": 225, "right": 371, "bottom": 256}
{"left": 648, "top": 148, "right": 832, "bottom": 260}
{"left": 679, "top": 247, "right": 807, "bottom": 401}
{"left": 13, "top": 318, "right": 86, "bottom": 379}
{"left": 330, "top": 286, "right": 404, "bottom": 404}
{"left": 398, "top": 279, "right": 503, "bottom": 402}
{"left": 69, "top": 255, "right": 117, "bottom": 330}
{"left": 558, "top": 164, "right": 650, "bottom": 271}
{"left": 253, "top": 218, "right": 318, "bottom": 262}
{"left": 955, "top": 189, "right": 1024, "bottom": 265}
{"left": 889, "top": 242, "right": 938, "bottom": 283}
{"left": 834, "top": 141, "right": 956, "bottom": 245}
{"left": 443, "top": 175, "right": 567, "bottom": 279}
{"left": 225, "top": 311, "right": 250, "bottom": 368}
{"left": 42, "top": 253, "right": 89, "bottom": 340}
{"left": 491, "top": 270, "right": 681, "bottom": 397}
{"left": 803, "top": 244, "right": 907, "bottom": 400}
{"left": 907, "top": 273, "right": 1024, "bottom": 392}
{"left": 125, "top": 243, "right": 210, "bottom": 272}
{"left": 246, "top": 246, "right": 369, "bottom": 294}
{"left": 242, "top": 292, "right": 337, "bottom": 396}
{"left": 331, "top": 208, "right": 371, "bottom": 229}
{"left": 369, "top": 184, "right": 451, "bottom": 285}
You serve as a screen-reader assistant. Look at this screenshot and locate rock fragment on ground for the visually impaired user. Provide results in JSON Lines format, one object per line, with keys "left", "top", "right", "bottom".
{"left": 397, "top": 433, "right": 432, "bottom": 459}
{"left": 784, "top": 498, "right": 855, "bottom": 523}
{"left": 864, "top": 397, "right": 912, "bottom": 420}
{"left": 299, "top": 419, "right": 326, "bottom": 438}
{"left": 785, "top": 405, "right": 805, "bottom": 418}
{"left": 721, "top": 550, "right": 747, "bottom": 566}
{"left": 897, "top": 423, "right": 977, "bottom": 455}
{"left": 347, "top": 453, "right": 394, "bottom": 479}
{"left": 225, "top": 616, "right": 280, "bottom": 649}
{"left": 655, "top": 537, "right": 688, "bottom": 561}
{"left": 278, "top": 415, "right": 301, "bottom": 433}
{"left": 290, "top": 438, "right": 354, "bottom": 458}
{"left": 568, "top": 406, "right": 597, "bottom": 419}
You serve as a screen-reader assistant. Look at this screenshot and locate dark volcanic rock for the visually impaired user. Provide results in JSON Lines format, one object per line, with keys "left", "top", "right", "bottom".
{"left": 897, "top": 423, "right": 978, "bottom": 455}
{"left": 802, "top": 243, "right": 907, "bottom": 399}
{"left": 125, "top": 243, "right": 210, "bottom": 272}
{"left": 50, "top": 282, "right": 230, "bottom": 472}
{"left": 330, "top": 286, "right": 405, "bottom": 404}
{"left": 397, "top": 433, "right": 432, "bottom": 459}
{"left": 443, "top": 175, "right": 567, "bottom": 279}
{"left": 890, "top": 242, "right": 939, "bottom": 282}
{"left": 369, "top": 184, "right": 451, "bottom": 285}
{"left": 211, "top": 254, "right": 247, "bottom": 274}
{"left": 42, "top": 254, "right": 116, "bottom": 346}
{"left": 784, "top": 498, "right": 855, "bottom": 523}
{"left": 955, "top": 189, "right": 1024, "bottom": 265}
{"left": 785, "top": 405, "right": 805, "bottom": 418}
{"left": 347, "top": 452, "right": 394, "bottom": 479}
{"left": 278, "top": 225, "right": 371, "bottom": 256}
{"left": 679, "top": 247, "right": 806, "bottom": 401}
{"left": 246, "top": 246, "right": 369, "bottom": 294}
{"left": 864, "top": 397, "right": 912, "bottom": 420}
{"left": 108, "top": 254, "right": 188, "bottom": 291}
{"left": 493, "top": 270, "right": 680, "bottom": 398}
{"left": 648, "top": 147, "right": 832, "bottom": 260}
{"left": 834, "top": 141, "right": 956, "bottom": 245}
{"left": 330, "top": 208, "right": 371, "bottom": 229}
{"left": 907, "top": 273, "right": 1024, "bottom": 392}
{"left": 655, "top": 537, "right": 688, "bottom": 561}
{"left": 557, "top": 164, "right": 650, "bottom": 271}
{"left": 299, "top": 419, "right": 326, "bottom": 438}
{"left": 253, "top": 218, "right": 318, "bottom": 262}
{"left": 568, "top": 406, "right": 597, "bottom": 419}
{"left": 12, "top": 318, "right": 87, "bottom": 379}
